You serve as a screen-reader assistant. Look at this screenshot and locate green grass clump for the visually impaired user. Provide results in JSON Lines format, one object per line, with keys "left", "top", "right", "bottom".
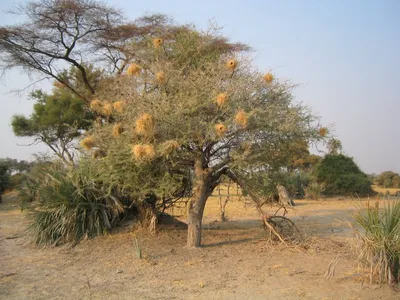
{"left": 25, "top": 165, "right": 124, "bottom": 246}
{"left": 351, "top": 200, "right": 400, "bottom": 284}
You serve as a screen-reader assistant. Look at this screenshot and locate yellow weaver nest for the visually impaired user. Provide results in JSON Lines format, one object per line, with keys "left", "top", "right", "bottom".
{"left": 153, "top": 38, "right": 163, "bottom": 48}
{"left": 80, "top": 136, "right": 95, "bottom": 150}
{"left": 102, "top": 103, "right": 113, "bottom": 116}
{"left": 215, "top": 123, "right": 227, "bottom": 137}
{"left": 135, "top": 113, "right": 154, "bottom": 136}
{"left": 234, "top": 109, "right": 248, "bottom": 128}
{"left": 112, "top": 123, "right": 124, "bottom": 137}
{"left": 126, "top": 63, "right": 142, "bottom": 76}
{"left": 263, "top": 73, "right": 274, "bottom": 83}
{"left": 113, "top": 101, "right": 124, "bottom": 113}
{"left": 90, "top": 99, "right": 103, "bottom": 113}
{"left": 319, "top": 127, "right": 328, "bottom": 137}
{"left": 155, "top": 71, "right": 166, "bottom": 84}
{"left": 132, "top": 144, "right": 156, "bottom": 161}
{"left": 226, "top": 59, "right": 237, "bottom": 71}
{"left": 160, "top": 140, "right": 179, "bottom": 156}
{"left": 53, "top": 81, "right": 66, "bottom": 88}
{"left": 215, "top": 93, "right": 228, "bottom": 108}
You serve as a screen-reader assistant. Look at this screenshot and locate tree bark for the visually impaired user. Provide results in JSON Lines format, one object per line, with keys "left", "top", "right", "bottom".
{"left": 187, "top": 156, "right": 212, "bottom": 248}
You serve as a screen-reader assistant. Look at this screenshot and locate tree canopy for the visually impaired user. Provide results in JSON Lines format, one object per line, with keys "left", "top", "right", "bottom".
{"left": 81, "top": 25, "right": 324, "bottom": 247}
{"left": 2, "top": 0, "right": 327, "bottom": 247}
{"left": 11, "top": 87, "right": 94, "bottom": 164}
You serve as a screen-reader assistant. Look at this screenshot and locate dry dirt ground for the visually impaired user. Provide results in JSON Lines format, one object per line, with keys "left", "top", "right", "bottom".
{"left": 1, "top": 190, "right": 399, "bottom": 300}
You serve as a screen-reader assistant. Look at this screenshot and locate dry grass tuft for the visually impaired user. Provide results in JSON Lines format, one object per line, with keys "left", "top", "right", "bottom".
{"left": 132, "top": 144, "right": 156, "bottom": 161}
{"left": 234, "top": 109, "right": 248, "bottom": 127}
{"left": 135, "top": 113, "right": 154, "bottom": 136}
{"left": 160, "top": 140, "right": 179, "bottom": 156}
{"left": 92, "top": 149, "right": 106, "bottom": 159}
{"left": 80, "top": 136, "right": 95, "bottom": 150}
{"left": 127, "top": 63, "right": 142, "bottom": 76}
{"left": 155, "top": 71, "right": 166, "bottom": 84}
{"left": 215, "top": 123, "right": 227, "bottom": 137}
{"left": 113, "top": 101, "right": 124, "bottom": 113}
{"left": 263, "top": 73, "right": 274, "bottom": 83}
{"left": 90, "top": 99, "right": 103, "bottom": 113}
{"left": 226, "top": 59, "right": 237, "bottom": 71}
{"left": 112, "top": 123, "right": 124, "bottom": 137}
{"left": 153, "top": 38, "right": 163, "bottom": 48}
{"left": 215, "top": 93, "right": 228, "bottom": 108}
{"left": 319, "top": 127, "right": 328, "bottom": 137}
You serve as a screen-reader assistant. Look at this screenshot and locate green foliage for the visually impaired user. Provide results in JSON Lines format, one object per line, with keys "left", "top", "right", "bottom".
{"left": 352, "top": 201, "right": 400, "bottom": 284}
{"left": 304, "top": 182, "right": 325, "bottom": 200}
{"left": 0, "top": 161, "right": 10, "bottom": 196}
{"left": 278, "top": 171, "right": 311, "bottom": 198}
{"left": 8, "top": 173, "right": 26, "bottom": 189}
{"left": 24, "top": 162, "right": 125, "bottom": 246}
{"left": 375, "top": 171, "right": 400, "bottom": 188}
{"left": 327, "top": 138, "right": 342, "bottom": 155}
{"left": 313, "top": 154, "right": 373, "bottom": 196}
{"left": 11, "top": 88, "right": 94, "bottom": 164}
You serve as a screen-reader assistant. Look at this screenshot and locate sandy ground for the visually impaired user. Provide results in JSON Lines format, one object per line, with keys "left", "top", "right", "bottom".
{"left": 0, "top": 191, "right": 398, "bottom": 300}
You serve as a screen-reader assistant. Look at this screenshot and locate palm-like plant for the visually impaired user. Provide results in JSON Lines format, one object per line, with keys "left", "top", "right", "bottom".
{"left": 351, "top": 200, "right": 400, "bottom": 284}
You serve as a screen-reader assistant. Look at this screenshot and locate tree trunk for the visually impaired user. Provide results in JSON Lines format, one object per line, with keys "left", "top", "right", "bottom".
{"left": 277, "top": 185, "right": 295, "bottom": 206}
{"left": 187, "top": 156, "right": 211, "bottom": 248}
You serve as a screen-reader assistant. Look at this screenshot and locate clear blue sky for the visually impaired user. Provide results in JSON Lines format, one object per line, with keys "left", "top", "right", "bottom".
{"left": 0, "top": 0, "right": 399, "bottom": 174}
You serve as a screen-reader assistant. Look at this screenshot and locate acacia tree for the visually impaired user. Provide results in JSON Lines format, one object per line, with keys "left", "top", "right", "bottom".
{"left": 82, "top": 27, "right": 324, "bottom": 247}
{"left": 0, "top": 0, "right": 198, "bottom": 102}
{"left": 12, "top": 87, "right": 94, "bottom": 165}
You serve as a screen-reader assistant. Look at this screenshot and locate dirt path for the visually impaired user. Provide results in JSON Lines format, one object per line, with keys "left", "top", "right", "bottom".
{"left": 0, "top": 192, "right": 398, "bottom": 299}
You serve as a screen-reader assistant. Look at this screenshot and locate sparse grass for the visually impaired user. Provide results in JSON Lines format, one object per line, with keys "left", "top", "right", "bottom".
{"left": 372, "top": 185, "right": 400, "bottom": 196}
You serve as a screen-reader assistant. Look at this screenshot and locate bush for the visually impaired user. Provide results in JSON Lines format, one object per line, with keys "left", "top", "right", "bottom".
{"left": 0, "top": 162, "right": 10, "bottom": 199}
{"left": 277, "top": 171, "right": 311, "bottom": 198}
{"left": 351, "top": 200, "right": 400, "bottom": 284}
{"left": 333, "top": 174, "right": 374, "bottom": 196}
{"left": 24, "top": 163, "right": 125, "bottom": 246}
{"left": 375, "top": 171, "right": 400, "bottom": 188}
{"left": 8, "top": 173, "right": 26, "bottom": 189}
{"left": 313, "top": 154, "right": 373, "bottom": 196}
{"left": 304, "top": 182, "right": 325, "bottom": 200}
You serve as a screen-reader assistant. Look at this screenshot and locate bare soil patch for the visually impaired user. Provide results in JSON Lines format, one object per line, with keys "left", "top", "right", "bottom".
{"left": 0, "top": 191, "right": 398, "bottom": 299}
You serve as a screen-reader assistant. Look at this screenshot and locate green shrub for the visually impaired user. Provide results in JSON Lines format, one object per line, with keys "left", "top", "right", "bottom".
{"left": 25, "top": 163, "right": 125, "bottom": 246}
{"left": 313, "top": 154, "right": 373, "bottom": 196}
{"left": 0, "top": 162, "right": 10, "bottom": 197}
{"left": 375, "top": 171, "right": 400, "bottom": 188}
{"left": 333, "top": 174, "right": 373, "bottom": 196}
{"left": 277, "top": 171, "right": 311, "bottom": 198}
{"left": 352, "top": 200, "right": 400, "bottom": 284}
{"left": 304, "top": 182, "right": 325, "bottom": 200}
{"left": 8, "top": 173, "right": 26, "bottom": 189}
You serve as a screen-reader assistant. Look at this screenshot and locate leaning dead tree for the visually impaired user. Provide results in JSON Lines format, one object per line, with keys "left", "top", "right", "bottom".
{"left": 224, "top": 170, "right": 302, "bottom": 244}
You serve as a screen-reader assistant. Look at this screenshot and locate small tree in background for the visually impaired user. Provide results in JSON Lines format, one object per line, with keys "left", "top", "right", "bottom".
{"left": 327, "top": 138, "right": 342, "bottom": 155}
{"left": 375, "top": 171, "right": 400, "bottom": 188}
{"left": 11, "top": 88, "right": 94, "bottom": 165}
